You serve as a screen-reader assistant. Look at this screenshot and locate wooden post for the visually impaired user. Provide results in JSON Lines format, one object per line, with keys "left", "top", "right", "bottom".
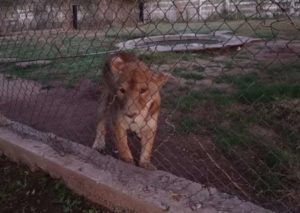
{"left": 139, "top": 0, "right": 145, "bottom": 22}
{"left": 223, "top": 0, "right": 230, "bottom": 15}
{"left": 72, "top": 5, "right": 78, "bottom": 29}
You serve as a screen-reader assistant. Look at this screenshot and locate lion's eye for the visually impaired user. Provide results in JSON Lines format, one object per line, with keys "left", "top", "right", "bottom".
{"left": 140, "top": 88, "right": 147, "bottom": 94}
{"left": 119, "top": 88, "right": 126, "bottom": 94}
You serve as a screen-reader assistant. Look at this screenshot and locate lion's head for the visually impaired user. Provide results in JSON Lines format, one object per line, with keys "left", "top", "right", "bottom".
{"left": 107, "top": 52, "right": 168, "bottom": 118}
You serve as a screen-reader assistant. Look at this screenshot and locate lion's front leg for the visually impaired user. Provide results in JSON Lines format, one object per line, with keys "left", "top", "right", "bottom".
{"left": 139, "top": 118, "right": 158, "bottom": 170}
{"left": 92, "top": 119, "right": 106, "bottom": 151}
{"left": 113, "top": 121, "right": 134, "bottom": 165}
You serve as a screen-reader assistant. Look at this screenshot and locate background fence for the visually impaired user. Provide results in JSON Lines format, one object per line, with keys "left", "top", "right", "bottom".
{"left": 0, "top": 0, "right": 299, "bottom": 212}
{"left": 145, "top": 0, "right": 300, "bottom": 21}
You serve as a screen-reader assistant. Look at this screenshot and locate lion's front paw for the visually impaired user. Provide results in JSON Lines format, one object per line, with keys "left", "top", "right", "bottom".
{"left": 123, "top": 158, "right": 135, "bottom": 165}
{"left": 92, "top": 138, "right": 106, "bottom": 151}
{"left": 139, "top": 161, "right": 157, "bottom": 170}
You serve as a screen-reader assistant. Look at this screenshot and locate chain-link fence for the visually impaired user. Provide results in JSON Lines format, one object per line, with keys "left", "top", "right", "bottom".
{"left": 0, "top": 0, "right": 299, "bottom": 212}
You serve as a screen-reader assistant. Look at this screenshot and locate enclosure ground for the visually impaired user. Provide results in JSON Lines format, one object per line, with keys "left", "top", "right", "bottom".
{"left": 0, "top": 18, "right": 299, "bottom": 212}
{"left": 0, "top": 39, "right": 299, "bottom": 212}
{"left": 0, "top": 155, "right": 112, "bottom": 213}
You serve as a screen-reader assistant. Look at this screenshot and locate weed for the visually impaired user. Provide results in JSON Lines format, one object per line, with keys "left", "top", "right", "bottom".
{"left": 63, "top": 197, "right": 82, "bottom": 213}
{"left": 139, "top": 52, "right": 181, "bottom": 64}
{"left": 54, "top": 181, "right": 83, "bottom": 213}
{"left": 254, "top": 148, "right": 296, "bottom": 196}
{"left": 176, "top": 116, "right": 206, "bottom": 134}
{"left": 256, "top": 31, "right": 279, "bottom": 41}
{"left": 255, "top": 101, "right": 300, "bottom": 150}
{"left": 263, "top": 149, "right": 289, "bottom": 170}
{"left": 255, "top": 168, "right": 284, "bottom": 197}
{"left": 237, "top": 82, "right": 300, "bottom": 103}
{"left": 0, "top": 55, "right": 105, "bottom": 87}
{"left": 224, "top": 61, "right": 234, "bottom": 69}
{"left": 0, "top": 156, "right": 112, "bottom": 212}
{"left": 180, "top": 73, "right": 204, "bottom": 80}
{"left": 217, "top": 73, "right": 258, "bottom": 86}
{"left": 83, "top": 209, "right": 99, "bottom": 213}
{"left": 216, "top": 72, "right": 300, "bottom": 103}
{"left": 192, "top": 65, "right": 205, "bottom": 72}
{"left": 212, "top": 126, "right": 254, "bottom": 152}
{"left": 164, "top": 89, "right": 235, "bottom": 112}
{"left": 172, "top": 68, "right": 204, "bottom": 80}
{"left": 266, "top": 63, "right": 300, "bottom": 81}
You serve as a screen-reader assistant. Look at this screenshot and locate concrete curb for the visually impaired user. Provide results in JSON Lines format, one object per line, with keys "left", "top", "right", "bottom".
{"left": 116, "top": 31, "right": 261, "bottom": 52}
{"left": 0, "top": 122, "right": 273, "bottom": 213}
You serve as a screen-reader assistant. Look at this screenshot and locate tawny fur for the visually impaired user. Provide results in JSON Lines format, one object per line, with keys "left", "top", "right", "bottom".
{"left": 93, "top": 52, "right": 168, "bottom": 170}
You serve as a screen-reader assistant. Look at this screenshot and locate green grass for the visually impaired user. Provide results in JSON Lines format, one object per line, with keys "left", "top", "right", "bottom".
{"left": 255, "top": 101, "right": 300, "bottom": 150}
{"left": 106, "top": 18, "right": 300, "bottom": 40}
{"left": 256, "top": 31, "right": 279, "bottom": 41}
{"left": 0, "top": 155, "right": 112, "bottom": 213}
{"left": 213, "top": 63, "right": 300, "bottom": 152}
{"left": 174, "top": 97, "right": 299, "bottom": 196}
{"left": 172, "top": 90, "right": 249, "bottom": 151}
{"left": 164, "top": 89, "right": 234, "bottom": 112}
{"left": 223, "top": 61, "right": 235, "bottom": 69}
{"left": 255, "top": 148, "right": 299, "bottom": 196}
{"left": 106, "top": 22, "right": 211, "bottom": 39}
{"left": 212, "top": 126, "right": 254, "bottom": 152}
{"left": 139, "top": 52, "right": 181, "bottom": 64}
{"left": 0, "top": 55, "right": 105, "bottom": 87}
{"left": 276, "top": 126, "right": 300, "bottom": 149}
{"left": 177, "top": 115, "right": 255, "bottom": 153}
{"left": 192, "top": 65, "right": 205, "bottom": 72}
{"left": 263, "top": 149, "right": 289, "bottom": 170}
{"left": 1, "top": 18, "right": 300, "bottom": 61}
{"left": 176, "top": 109, "right": 299, "bottom": 196}
{"left": 0, "top": 42, "right": 58, "bottom": 59}
{"left": 177, "top": 116, "right": 206, "bottom": 135}
{"left": 237, "top": 82, "right": 300, "bottom": 103}
{"left": 216, "top": 72, "right": 257, "bottom": 85}
{"left": 54, "top": 181, "right": 83, "bottom": 213}
{"left": 184, "top": 90, "right": 234, "bottom": 109}
{"left": 139, "top": 52, "right": 201, "bottom": 64}
{"left": 172, "top": 68, "right": 204, "bottom": 80}
{"left": 267, "top": 63, "right": 300, "bottom": 81}
{"left": 0, "top": 34, "right": 112, "bottom": 86}
{"left": 1, "top": 18, "right": 299, "bottom": 87}
{"left": 169, "top": 60, "right": 300, "bottom": 200}
{"left": 0, "top": 35, "right": 115, "bottom": 60}
{"left": 216, "top": 66, "right": 300, "bottom": 104}
{"left": 179, "top": 73, "right": 204, "bottom": 80}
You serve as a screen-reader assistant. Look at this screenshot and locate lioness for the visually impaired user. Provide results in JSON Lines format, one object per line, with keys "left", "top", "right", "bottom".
{"left": 93, "top": 52, "right": 168, "bottom": 170}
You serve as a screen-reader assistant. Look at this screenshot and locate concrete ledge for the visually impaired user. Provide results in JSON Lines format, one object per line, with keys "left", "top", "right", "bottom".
{"left": 116, "top": 31, "right": 261, "bottom": 52}
{"left": 0, "top": 123, "right": 273, "bottom": 213}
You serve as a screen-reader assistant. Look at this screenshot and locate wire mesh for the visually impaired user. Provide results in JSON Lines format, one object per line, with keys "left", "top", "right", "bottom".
{"left": 0, "top": 0, "right": 299, "bottom": 212}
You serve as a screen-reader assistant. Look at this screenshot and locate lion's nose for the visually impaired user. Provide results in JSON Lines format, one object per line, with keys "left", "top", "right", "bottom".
{"left": 125, "top": 113, "right": 137, "bottom": 118}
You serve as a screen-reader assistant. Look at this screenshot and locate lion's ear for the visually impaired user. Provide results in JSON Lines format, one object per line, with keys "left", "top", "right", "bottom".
{"left": 110, "top": 56, "right": 124, "bottom": 75}
{"left": 152, "top": 72, "right": 169, "bottom": 88}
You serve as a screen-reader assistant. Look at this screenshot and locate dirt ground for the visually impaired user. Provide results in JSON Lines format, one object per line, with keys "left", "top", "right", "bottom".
{"left": 0, "top": 40, "right": 299, "bottom": 212}
{"left": 0, "top": 155, "right": 112, "bottom": 213}
{"left": 0, "top": 75, "right": 246, "bottom": 195}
